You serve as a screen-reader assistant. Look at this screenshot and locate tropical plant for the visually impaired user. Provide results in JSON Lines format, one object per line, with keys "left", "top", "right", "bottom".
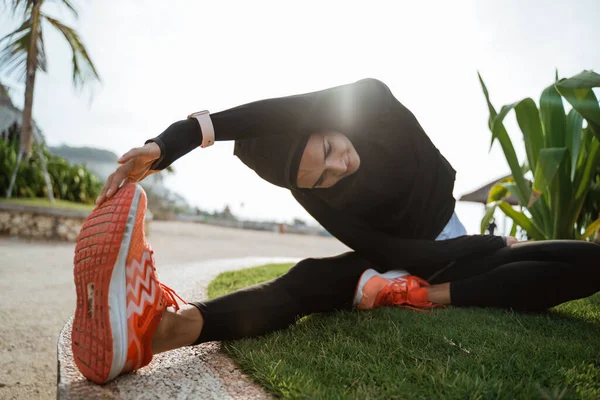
{"left": 1, "top": 123, "right": 102, "bottom": 203}
{"left": 1, "top": 0, "right": 100, "bottom": 199}
{"left": 479, "top": 70, "right": 600, "bottom": 241}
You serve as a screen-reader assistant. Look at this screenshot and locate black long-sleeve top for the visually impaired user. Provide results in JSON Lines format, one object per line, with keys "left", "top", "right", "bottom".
{"left": 148, "top": 79, "right": 506, "bottom": 277}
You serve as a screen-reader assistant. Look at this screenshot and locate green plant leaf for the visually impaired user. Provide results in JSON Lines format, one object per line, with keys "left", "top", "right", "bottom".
{"left": 509, "top": 220, "right": 518, "bottom": 237}
{"left": 540, "top": 84, "right": 567, "bottom": 148}
{"left": 492, "top": 100, "right": 545, "bottom": 174}
{"left": 514, "top": 99, "right": 544, "bottom": 173}
{"left": 529, "top": 148, "right": 567, "bottom": 207}
{"left": 565, "top": 109, "right": 584, "bottom": 181}
{"left": 555, "top": 70, "right": 600, "bottom": 141}
{"left": 498, "top": 201, "right": 545, "bottom": 240}
{"left": 488, "top": 118, "right": 530, "bottom": 204}
{"left": 556, "top": 70, "right": 600, "bottom": 90}
{"left": 479, "top": 73, "right": 530, "bottom": 205}
{"left": 586, "top": 183, "right": 600, "bottom": 203}
{"left": 501, "top": 181, "right": 519, "bottom": 195}
{"left": 574, "top": 133, "right": 600, "bottom": 201}
{"left": 487, "top": 177, "right": 514, "bottom": 203}
{"left": 481, "top": 201, "right": 499, "bottom": 234}
{"left": 478, "top": 71, "right": 497, "bottom": 132}
{"left": 568, "top": 132, "right": 600, "bottom": 236}
{"left": 0, "top": 18, "right": 32, "bottom": 80}
{"left": 488, "top": 184, "right": 508, "bottom": 203}
{"left": 581, "top": 217, "right": 600, "bottom": 240}
{"left": 43, "top": 15, "right": 101, "bottom": 88}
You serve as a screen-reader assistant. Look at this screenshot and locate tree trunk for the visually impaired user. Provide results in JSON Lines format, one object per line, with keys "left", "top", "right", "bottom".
{"left": 20, "top": 0, "right": 42, "bottom": 156}
{"left": 33, "top": 130, "right": 55, "bottom": 202}
{"left": 6, "top": 149, "right": 24, "bottom": 199}
{"left": 8, "top": 0, "right": 54, "bottom": 202}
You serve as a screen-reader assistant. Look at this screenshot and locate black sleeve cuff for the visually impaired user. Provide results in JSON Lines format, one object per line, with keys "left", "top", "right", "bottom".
{"left": 145, "top": 137, "right": 166, "bottom": 170}
{"left": 145, "top": 118, "right": 203, "bottom": 170}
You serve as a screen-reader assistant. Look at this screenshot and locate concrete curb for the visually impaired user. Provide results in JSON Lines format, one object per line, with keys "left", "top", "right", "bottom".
{"left": 0, "top": 202, "right": 92, "bottom": 219}
{"left": 57, "top": 257, "right": 301, "bottom": 399}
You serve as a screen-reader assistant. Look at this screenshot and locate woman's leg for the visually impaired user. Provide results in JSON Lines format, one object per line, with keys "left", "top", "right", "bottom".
{"left": 430, "top": 241, "right": 600, "bottom": 311}
{"left": 151, "top": 241, "right": 600, "bottom": 354}
{"left": 151, "top": 252, "right": 376, "bottom": 353}
{"left": 430, "top": 240, "right": 600, "bottom": 283}
{"left": 448, "top": 259, "right": 600, "bottom": 311}
{"left": 151, "top": 304, "right": 206, "bottom": 354}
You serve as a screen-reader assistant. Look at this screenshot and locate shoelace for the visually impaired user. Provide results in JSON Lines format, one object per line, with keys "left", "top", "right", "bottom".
{"left": 148, "top": 249, "right": 186, "bottom": 311}
{"left": 382, "top": 276, "right": 445, "bottom": 314}
{"left": 160, "top": 283, "right": 186, "bottom": 311}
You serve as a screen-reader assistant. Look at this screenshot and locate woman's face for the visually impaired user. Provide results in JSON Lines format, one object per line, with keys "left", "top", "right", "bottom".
{"left": 296, "top": 131, "right": 361, "bottom": 189}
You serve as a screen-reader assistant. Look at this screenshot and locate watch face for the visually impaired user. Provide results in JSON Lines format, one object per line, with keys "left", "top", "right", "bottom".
{"left": 189, "top": 110, "right": 209, "bottom": 118}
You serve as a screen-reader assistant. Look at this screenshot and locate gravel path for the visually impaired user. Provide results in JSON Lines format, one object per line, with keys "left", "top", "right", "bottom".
{"left": 0, "top": 221, "right": 349, "bottom": 399}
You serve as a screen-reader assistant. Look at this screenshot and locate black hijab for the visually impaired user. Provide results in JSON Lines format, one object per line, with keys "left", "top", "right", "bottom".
{"left": 233, "top": 78, "right": 456, "bottom": 238}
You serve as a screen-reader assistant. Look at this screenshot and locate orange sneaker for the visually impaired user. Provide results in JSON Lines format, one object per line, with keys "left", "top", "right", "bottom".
{"left": 71, "top": 183, "right": 184, "bottom": 384}
{"left": 353, "top": 269, "right": 442, "bottom": 311}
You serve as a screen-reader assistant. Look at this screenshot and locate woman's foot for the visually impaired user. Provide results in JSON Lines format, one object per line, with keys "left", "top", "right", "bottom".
{"left": 354, "top": 269, "right": 445, "bottom": 311}
{"left": 72, "top": 183, "right": 184, "bottom": 384}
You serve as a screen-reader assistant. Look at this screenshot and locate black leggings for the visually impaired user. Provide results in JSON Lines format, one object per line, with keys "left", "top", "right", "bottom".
{"left": 191, "top": 241, "right": 600, "bottom": 344}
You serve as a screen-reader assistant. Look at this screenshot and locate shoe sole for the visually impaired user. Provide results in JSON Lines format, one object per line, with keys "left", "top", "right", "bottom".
{"left": 71, "top": 184, "right": 142, "bottom": 383}
{"left": 353, "top": 269, "right": 409, "bottom": 307}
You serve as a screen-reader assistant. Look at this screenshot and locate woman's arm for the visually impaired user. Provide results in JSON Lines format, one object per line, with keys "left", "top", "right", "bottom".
{"left": 292, "top": 191, "right": 507, "bottom": 278}
{"left": 147, "top": 78, "right": 394, "bottom": 170}
{"left": 210, "top": 78, "right": 391, "bottom": 140}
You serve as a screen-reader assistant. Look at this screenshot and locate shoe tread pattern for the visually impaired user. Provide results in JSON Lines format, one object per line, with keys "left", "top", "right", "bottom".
{"left": 71, "top": 185, "right": 135, "bottom": 383}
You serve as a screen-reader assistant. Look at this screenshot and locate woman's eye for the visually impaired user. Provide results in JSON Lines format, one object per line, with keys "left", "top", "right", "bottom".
{"left": 326, "top": 142, "right": 332, "bottom": 157}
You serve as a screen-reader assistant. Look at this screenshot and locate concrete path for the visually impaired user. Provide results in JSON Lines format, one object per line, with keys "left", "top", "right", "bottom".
{"left": 0, "top": 221, "right": 349, "bottom": 399}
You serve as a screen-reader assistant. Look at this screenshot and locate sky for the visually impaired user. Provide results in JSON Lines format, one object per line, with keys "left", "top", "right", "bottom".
{"left": 1, "top": 0, "right": 599, "bottom": 234}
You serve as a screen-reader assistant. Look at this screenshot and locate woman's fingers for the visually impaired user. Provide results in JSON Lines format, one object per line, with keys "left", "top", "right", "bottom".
{"left": 95, "top": 161, "right": 134, "bottom": 205}
{"left": 107, "top": 161, "right": 134, "bottom": 196}
{"left": 96, "top": 178, "right": 113, "bottom": 205}
{"left": 96, "top": 143, "right": 160, "bottom": 205}
{"left": 118, "top": 143, "right": 160, "bottom": 164}
{"left": 120, "top": 177, "right": 132, "bottom": 188}
{"left": 117, "top": 147, "right": 141, "bottom": 164}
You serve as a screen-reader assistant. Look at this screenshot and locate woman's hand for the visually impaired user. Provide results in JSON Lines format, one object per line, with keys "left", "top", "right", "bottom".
{"left": 96, "top": 142, "right": 161, "bottom": 205}
{"left": 505, "top": 236, "right": 519, "bottom": 247}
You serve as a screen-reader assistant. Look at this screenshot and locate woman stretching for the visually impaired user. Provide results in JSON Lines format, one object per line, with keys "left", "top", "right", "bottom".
{"left": 71, "top": 79, "right": 600, "bottom": 383}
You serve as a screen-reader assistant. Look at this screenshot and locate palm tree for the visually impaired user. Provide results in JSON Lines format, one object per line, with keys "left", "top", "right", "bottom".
{"left": 0, "top": 0, "right": 100, "bottom": 200}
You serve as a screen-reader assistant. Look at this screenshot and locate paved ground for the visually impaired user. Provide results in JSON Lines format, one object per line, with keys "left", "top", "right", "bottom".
{"left": 0, "top": 221, "right": 349, "bottom": 399}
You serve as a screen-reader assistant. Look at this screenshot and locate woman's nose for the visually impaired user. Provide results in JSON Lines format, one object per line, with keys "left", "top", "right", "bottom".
{"left": 328, "top": 156, "right": 347, "bottom": 175}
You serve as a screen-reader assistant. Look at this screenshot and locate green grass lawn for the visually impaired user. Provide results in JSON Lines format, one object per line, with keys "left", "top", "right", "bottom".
{"left": 0, "top": 197, "right": 95, "bottom": 212}
{"left": 208, "top": 264, "right": 600, "bottom": 399}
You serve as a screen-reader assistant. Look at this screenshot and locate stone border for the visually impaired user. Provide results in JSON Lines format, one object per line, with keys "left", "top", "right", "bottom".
{"left": 57, "top": 257, "right": 301, "bottom": 399}
{"left": 0, "top": 202, "right": 91, "bottom": 218}
{"left": 0, "top": 203, "right": 150, "bottom": 242}
{"left": 0, "top": 203, "right": 89, "bottom": 241}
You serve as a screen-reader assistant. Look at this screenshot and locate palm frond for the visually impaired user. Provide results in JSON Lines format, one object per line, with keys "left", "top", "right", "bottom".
{"left": 0, "top": 17, "right": 32, "bottom": 43}
{"left": 43, "top": 0, "right": 79, "bottom": 16}
{"left": 0, "top": 80, "right": 9, "bottom": 97}
{"left": 3, "top": 0, "right": 35, "bottom": 14}
{"left": 43, "top": 14, "right": 100, "bottom": 87}
{"left": 0, "top": 18, "right": 33, "bottom": 81}
{"left": 37, "top": 25, "right": 47, "bottom": 72}
{"left": 59, "top": 0, "right": 79, "bottom": 17}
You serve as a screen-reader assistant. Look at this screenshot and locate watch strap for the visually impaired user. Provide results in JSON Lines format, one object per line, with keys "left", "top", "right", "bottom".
{"left": 188, "top": 110, "right": 215, "bottom": 148}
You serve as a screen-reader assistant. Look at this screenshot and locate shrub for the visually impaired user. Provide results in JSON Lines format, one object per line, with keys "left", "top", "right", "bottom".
{"left": 479, "top": 71, "right": 600, "bottom": 240}
{"left": 0, "top": 123, "right": 102, "bottom": 204}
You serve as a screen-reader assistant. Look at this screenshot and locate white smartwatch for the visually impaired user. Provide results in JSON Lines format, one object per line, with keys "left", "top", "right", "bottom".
{"left": 187, "top": 110, "right": 215, "bottom": 148}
